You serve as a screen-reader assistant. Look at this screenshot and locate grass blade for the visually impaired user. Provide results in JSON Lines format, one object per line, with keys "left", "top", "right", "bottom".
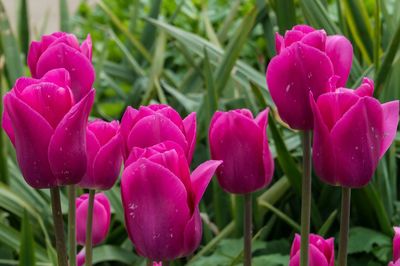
{"left": 59, "top": 0, "right": 69, "bottom": 31}
{"left": 17, "top": 0, "right": 29, "bottom": 56}
{"left": 19, "top": 210, "right": 35, "bottom": 266}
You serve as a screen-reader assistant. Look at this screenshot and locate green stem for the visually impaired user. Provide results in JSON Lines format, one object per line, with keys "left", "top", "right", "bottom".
{"left": 300, "top": 131, "right": 312, "bottom": 266}
{"left": 338, "top": 187, "right": 351, "bottom": 266}
{"left": 68, "top": 185, "right": 76, "bottom": 266}
{"left": 243, "top": 193, "right": 252, "bottom": 266}
{"left": 373, "top": 0, "right": 381, "bottom": 74}
{"left": 85, "top": 190, "right": 95, "bottom": 266}
{"left": 50, "top": 187, "right": 68, "bottom": 266}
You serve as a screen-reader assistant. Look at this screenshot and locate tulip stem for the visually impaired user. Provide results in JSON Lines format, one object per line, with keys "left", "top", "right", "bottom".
{"left": 50, "top": 187, "right": 68, "bottom": 266}
{"left": 243, "top": 193, "right": 252, "bottom": 266}
{"left": 68, "top": 185, "right": 76, "bottom": 266}
{"left": 85, "top": 189, "right": 95, "bottom": 266}
{"left": 338, "top": 187, "right": 351, "bottom": 266}
{"left": 300, "top": 130, "right": 312, "bottom": 266}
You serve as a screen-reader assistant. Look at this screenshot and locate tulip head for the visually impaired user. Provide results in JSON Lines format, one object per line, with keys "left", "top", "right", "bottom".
{"left": 289, "top": 234, "right": 334, "bottom": 266}
{"left": 120, "top": 104, "right": 196, "bottom": 163}
{"left": 2, "top": 69, "right": 94, "bottom": 188}
{"left": 28, "top": 32, "right": 94, "bottom": 102}
{"left": 121, "top": 141, "right": 221, "bottom": 261}
{"left": 393, "top": 227, "right": 400, "bottom": 263}
{"left": 208, "top": 108, "right": 274, "bottom": 194}
{"left": 311, "top": 78, "right": 399, "bottom": 188}
{"left": 76, "top": 193, "right": 111, "bottom": 246}
{"left": 78, "top": 120, "right": 123, "bottom": 190}
{"left": 266, "top": 24, "right": 353, "bottom": 130}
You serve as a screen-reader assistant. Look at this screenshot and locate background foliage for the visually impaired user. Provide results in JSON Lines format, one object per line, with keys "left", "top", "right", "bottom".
{"left": 0, "top": 0, "right": 399, "bottom": 265}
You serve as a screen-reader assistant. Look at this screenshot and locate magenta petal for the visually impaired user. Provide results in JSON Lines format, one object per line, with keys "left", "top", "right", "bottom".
{"left": 325, "top": 35, "right": 353, "bottom": 87}
{"left": 5, "top": 94, "right": 55, "bottom": 188}
{"left": 120, "top": 106, "right": 139, "bottom": 158}
{"left": 48, "top": 90, "right": 95, "bottom": 185}
{"left": 293, "top": 24, "right": 315, "bottom": 33}
{"left": 183, "top": 112, "right": 196, "bottom": 163}
{"left": 40, "top": 68, "right": 72, "bottom": 90}
{"left": 121, "top": 158, "right": 191, "bottom": 260}
{"left": 284, "top": 30, "right": 305, "bottom": 47}
{"left": 78, "top": 130, "right": 101, "bottom": 189}
{"left": 354, "top": 78, "right": 374, "bottom": 97}
{"left": 301, "top": 30, "right": 326, "bottom": 51}
{"left": 331, "top": 97, "right": 383, "bottom": 187}
{"left": 379, "top": 100, "right": 399, "bottom": 159}
{"left": 1, "top": 105, "right": 15, "bottom": 146}
{"left": 27, "top": 41, "right": 42, "bottom": 77}
{"left": 266, "top": 42, "right": 334, "bottom": 129}
{"left": 36, "top": 43, "right": 95, "bottom": 102}
{"left": 76, "top": 249, "right": 85, "bottom": 266}
{"left": 80, "top": 34, "right": 92, "bottom": 61}
{"left": 190, "top": 160, "right": 222, "bottom": 206}
{"left": 394, "top": 227, "right": 400, "bottom": 261}
{"left": 275, "top": 33, "right": 284, "bottom": 54}
{"left": 289, "top": 246, "right": 329, "bottom": 266}
{"left": 183, "top": 208, "right": 202, "bottom": 255}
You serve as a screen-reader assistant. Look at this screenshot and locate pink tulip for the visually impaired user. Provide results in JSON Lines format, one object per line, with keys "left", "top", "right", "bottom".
{"left": 289, "top": 234, "right": 334, "bottom": 266}
{"left": 1, "top": 69, "right": 94, "bottom": 188}
{"left": 208, "top": 108, "right": 274, "bottom": 194}
{"left": 120, "top": 104, "right": 196, "bottom": 162}
{"left": 76, "top": 193, "right": 111, "bottom": 246}
{"left": 389, "top": 260, "right": 400, "bottom": 266}
{"left": 121, "top": 141, "right": 221, "bottom": 261}
{"left": 311, "top": 78, "right": 399, "bottom": 188}
{"left": 266, "top": 24, "right": 353, "bottom": 130}
{"left": 76, "top": 248, "right": 85, "bottom": 266}
{"left": 78, "top": 120, "right": 123, "bottom": 190}
{"left": 27, "top": 32, "right": 94, "bottom": 102}
{"left": 391, "top": 227, "right": 400, "bottom": 265}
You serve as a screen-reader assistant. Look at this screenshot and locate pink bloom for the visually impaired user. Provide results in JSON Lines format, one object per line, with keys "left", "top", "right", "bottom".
{"left": 289, "top": 234, "right": 334, "bottom": 266}
{"left": 76, "top": 248, "right": 85, "bottom": 266}
{"left": 78, "top": 120, "right": 123, "bottom": 190}
{"left": 391, "top": 227, "right": 400, "bottom": 264}
{"left": 121, "top": 141, "right": 221, "bottom": 261}
{"left": 310, "top": 78, "right": 399, "bottom": 187}
{"left": 208, "top": 108, "right": 274, "bottom": 194}
{"left": 76, "top": 193, "right": 111, "bottom": 246}
{"left": 120, "top": 104, "right": 196, "bottom": 162}
{"left": 389, "top": 260, "right": 400, "bottom": 266}
{"left": 1, "top": 69, "right": 94, "bottom": 188}
{"left": 28, "top": 32, "right": 94, "bottom": 102}
{"left": 266, "top": 24, "right": 353, "bottom": 130}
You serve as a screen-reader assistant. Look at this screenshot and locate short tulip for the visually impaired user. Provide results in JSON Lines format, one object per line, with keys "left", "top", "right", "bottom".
{"left": 390, "top": 227, "right": 400, "bottom": 265}
{"left": 266, "top": 24, "right": 353, "bottom": 130}
{"left": 76, "top": 249, "right": 85, "bottom": 266}
{"left": 2, "top": 69, "right": 94, "bottom": 188}
{"left": 289, "top": 234, "right": 334, "bottom": 266}
{"left": 208, "top": 108, "right": 274, "bottom": 194}
{"left": 78, "top": 120, "right": 123, "bottom": 190}
{"left": 310, "top": 78, "right": 399, "bottom": 188}
{"left": 28, "top": 32, "right": 95, "bottom": 102}
{"left": 121, "top": 141, "right": 221, "bottom": 261}
{"left": 76, "top": 193, "right": 111, "bottom": 246}
{"left": 120, "top": 104, "right": 196, "bottom": 162}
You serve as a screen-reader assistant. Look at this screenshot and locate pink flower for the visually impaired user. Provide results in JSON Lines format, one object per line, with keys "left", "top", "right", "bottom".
{"left": 78, "top": 120, "right": 123, "bottom": 190}
{"left": 1, "top": 69, "right": 94, "bottom": 188}
{"left": 120, "top": 104, "right": 196, "bottom": 162}
{"left": 121, "top": 141, "right": 221, "bottom": 261}
{"left": 390, "top": 227, "right": 400, "bottom": 265}
{"left": 289, "top": 234, "right": 334, "bottom": 266}
{"left": 76, "top": 193, "right": 111, "bottom": 246}
{"left": 266, "top": 24, "right": 353, "bottom": 130}
{"left": 76, "top": 248, "right": 85, "bottom": 266}
{"left": 28, "top": 32, "right": 94, "bottom": 102}
{"left": 208, "top": 108, "right": 274, "bottom": 194}
{"left": 310, "top": 78, "right": 399, "bottom": 187}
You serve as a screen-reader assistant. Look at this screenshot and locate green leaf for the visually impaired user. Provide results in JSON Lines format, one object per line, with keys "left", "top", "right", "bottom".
{"left": 252, "top": 254, "right": 289, "bottom": 266}
{"left": 19, "top": 210, "right": 35, "bottom": 266}
{"left": 92, "top": 245, "right": 139, "bottom": 264}
{"left": 59, "top": 0, "right": 69, "bottom": 31}
{"left": 348, "top": 227, "right": 391, "bottom": 254}
{"left": 275, "top": 0, "right": 296, "bottom": 33}
{"left": 17, "top": 0, "right": 29, "bottom": 56}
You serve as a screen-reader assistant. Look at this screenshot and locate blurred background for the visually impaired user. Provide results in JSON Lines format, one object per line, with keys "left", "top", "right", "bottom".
{"left": 0, "top": 0, "right": 399, "bottom": 265}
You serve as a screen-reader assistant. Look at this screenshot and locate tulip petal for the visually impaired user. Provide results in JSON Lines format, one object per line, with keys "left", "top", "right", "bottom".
{"left": 80, "top": 34, "right": 92, "bottom": 61}
{"left": 121, "top": 158, "right": 191, "bottom": 260}
{"left": 293, "top": 24, "right": 315, "bottom": 33}
{"left": 183, "top": 112, "right": 196, "bottom": 163}
{"left": 379, "top": 100, "right": 399, "bottom": 159}
{"left": 36, "top": 43, "right": 95, "bottom": 102}
{"left": 354, "top": 77, "right": 374, "bottom": 97}
{"left": 183, "top": 208, "right": 202, "bottom": 255}
{"left": 191, "top": 160, "right": 222, "bottom": 206}
{"left": 394, "top": 227, "right": 400, "bottom": 261}
{"left": 1, "top": 106, "right": 15, "bottom": 146}
{"left": 289, "top": 245, "right": 329, "bottom": 266}
{"left": 301, "top": 30, "right": 326, "bottom": 51}
{"left": 331, "top": 97, "right": 383, "bottom": 187}
{"left": 5, "top": 94, "right": 55, "bottom": 188}
{"left": 27, "top": 41, "right": 42, "bottom": 77}
{"left": 284, "top": 30, "right": 305, "bottom": 48}
{"left": 40, "top": 68, "right": 72, "bottom": 90}
{"left": 325, "top": 35, "right": 353, "bottom": 87}
{"left": 48, "top": 90, "right": 94, "bottom": 185}
{"left": 120, "top": 106, "right": 139, "bottom": 158}
{"left": 275, "top": 33, "right": 284, "bottom": 54}
{"left": 79, "top": 130, "right": 100, "bottom": 189}
{"left": 266, "top": 42, "right": 334, "bottom": 129}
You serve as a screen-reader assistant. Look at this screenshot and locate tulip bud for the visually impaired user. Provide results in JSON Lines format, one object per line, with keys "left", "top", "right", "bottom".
{"left": 78, "top": 120, "right": 123, "bottom": 190}
{"left": 390, "top": 227, "right": 400, "bottom": 265}
{"left": 208, "top": 108, "right": 274, "bottom": 194}
{"left": 266, "top": 24, "right": 353, "bottom": 130}
{"left": 76, "top": 249, "right": 85, "bottom": 266}
{"left": 289, "top": 234, "right": 334, "bottom": 266}
{"left": 27, "top": 32, "right": 95, "bottom": 102}
{"left": 310, "top": 78, "right": 399, "bottom": 188}
{"left": 120, "top": 104, "right": 196, "bottom": 163}
{"left": 76, "top": 193, "right": 111, "bottom": 246}
{"left": 1, "top": 69, "right": 94, "bottom": 188}
{"left": 121, "top": 141, "right": 221, "bottom": 261}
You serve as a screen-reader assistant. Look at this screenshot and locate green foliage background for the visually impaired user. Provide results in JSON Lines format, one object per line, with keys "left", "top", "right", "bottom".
{"left": 0, "top": 0, "right": 399, "bottom": 265}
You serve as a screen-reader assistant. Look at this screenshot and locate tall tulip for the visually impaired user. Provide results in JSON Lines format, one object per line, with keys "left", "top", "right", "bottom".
{"left": 289, "top": 234, "right": 334, "bottom": 266}
{"left": 121, "top": 141, "right": 221, "bottom": 261}
{"left": 120, "top": 104, "right": 196, "bottom": 162}
{"left": 27, "top": 32, "right": 95, "bottom": 102}
{"left": 389, "top": 227, "right": 400, "bottom": 266}
{"left": 78, "top": 120, "right": 122, "bottom": 190}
